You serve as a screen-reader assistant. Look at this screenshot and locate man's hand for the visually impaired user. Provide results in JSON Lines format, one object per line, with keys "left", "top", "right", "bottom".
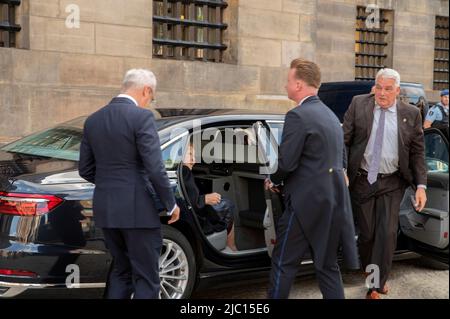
{"left": 264, "top": 178, "right": 280, "bottom": 193}
{"left": 344, "top": 172, "right": 349, "bottom": 187}
{"left": 415, "top": 188, "right": 427, "bottom": 212}
{"left": 168, "top": 205, "right": 180, "bottom": 224}
{"left": 205, "top": 193, "right": 221, "bottom": 205}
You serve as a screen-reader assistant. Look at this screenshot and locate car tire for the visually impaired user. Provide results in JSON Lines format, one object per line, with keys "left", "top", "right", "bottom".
{"left": 160, "top": 225, "right": 196, "bottom": 299}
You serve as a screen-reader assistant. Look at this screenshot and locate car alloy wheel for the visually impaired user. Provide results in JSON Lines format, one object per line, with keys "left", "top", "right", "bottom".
{"left": 159, "top": 238, "right": 189, "bottom": 299}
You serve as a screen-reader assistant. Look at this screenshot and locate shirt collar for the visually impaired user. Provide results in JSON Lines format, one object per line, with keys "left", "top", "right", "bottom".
{"left": 375, "top": 101, "right": 397, "bottom": 113}
{"left": 117, "top": 94, "right": 138, "bottom": 106}
{"left": 298, "top": 95, "right": 315, "bottom": 106}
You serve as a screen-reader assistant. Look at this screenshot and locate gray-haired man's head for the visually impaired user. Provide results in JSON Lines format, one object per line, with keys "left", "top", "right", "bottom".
{"left": 121, "top": 69, "right": 157, "bottom": 108}
{"left": 374, "top": 68, "right": 401, "bottom": 109}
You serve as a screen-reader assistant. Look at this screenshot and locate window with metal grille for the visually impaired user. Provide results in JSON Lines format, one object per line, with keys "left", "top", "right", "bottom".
{"left": 153, "top": 0, "right": 228, "bottom": 62}
{"left": 355, "top": 6, "right": 393, "bottom": 81}
{"left": 0, "top": 0, "right": 21, "bottom": 48}
{"left": 434, "top": 16, "right": 449, "bottom": 91}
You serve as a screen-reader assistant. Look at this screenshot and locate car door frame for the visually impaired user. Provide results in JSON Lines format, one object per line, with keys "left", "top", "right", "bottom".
{"left": 174, "top": 120, "right": 273, "bottom": 268}
{"left": 253, "top": 120, "right": 285, "bottom": 258}
{"left": 399, "top": 127, "right": 449, "bottom": 263}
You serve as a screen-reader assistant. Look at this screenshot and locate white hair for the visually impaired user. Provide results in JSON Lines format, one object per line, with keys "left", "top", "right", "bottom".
{"left": 376, "top": 68, "right": 401, "bottom": 87}
{"left": 121, "top": 69, "right": 157, "bottom": 93}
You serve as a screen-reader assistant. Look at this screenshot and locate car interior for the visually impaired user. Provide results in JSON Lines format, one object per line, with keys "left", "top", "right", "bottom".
{"left": 181, "top": 125, "right": 269, "bottom": 254}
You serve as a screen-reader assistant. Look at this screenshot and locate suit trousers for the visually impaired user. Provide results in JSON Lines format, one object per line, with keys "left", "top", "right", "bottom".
{"left": 102, "top": 228, "right": 162, "bottom": 299}
{"left": 350, "top": 171, "right": 407, "bottom": 291}
{"left": 267, "top": 206, "right": 345, "bottom": 299}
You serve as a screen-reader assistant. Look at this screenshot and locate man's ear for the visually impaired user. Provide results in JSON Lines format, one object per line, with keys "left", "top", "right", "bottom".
{"left": 296, "top": 80, "right": 303, "bottom": 92}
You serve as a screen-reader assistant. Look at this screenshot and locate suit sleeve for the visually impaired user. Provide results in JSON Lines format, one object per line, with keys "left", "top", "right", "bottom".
{"left": 78, "top": 123, "right": 96, "bottom": 184}
{"left": 342, "top": 97, "right": 359, "bottom": 171}
{"left": 136, "top": 111, "right": 177, "bottom": 211}
{"left": 343, "top": 147, "right": 348, "bottom": 170}
{"left": 410, "top": 111, "right": 427, "bottom": 186}
{"left": 270, "top": 111, "right": 306, "bottom": 185}
{"left": 343, "top": 97, "right": 357, "bottom": 156}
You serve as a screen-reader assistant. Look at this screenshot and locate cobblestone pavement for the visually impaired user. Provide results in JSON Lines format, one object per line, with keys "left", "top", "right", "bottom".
{"left": 192, "top": 258, "right": 449, "bottom": 299}
{"left": 10, "top": 256, "right": 448, "bottom": 299}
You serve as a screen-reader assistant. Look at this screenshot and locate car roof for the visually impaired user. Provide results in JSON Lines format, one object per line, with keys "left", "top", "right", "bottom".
{"left": 319, "top": 80, "right": 423, "bottom": 90}
{"left": 62, "top": 108, "right": 286, "bottom": 131}
{"left": 154, "top": 108, "right": 285, "bottom": 117}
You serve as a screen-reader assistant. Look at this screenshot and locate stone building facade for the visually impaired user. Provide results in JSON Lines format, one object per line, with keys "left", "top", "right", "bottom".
{"left": 0, "top": 0, "right": 448, "bottom": 139}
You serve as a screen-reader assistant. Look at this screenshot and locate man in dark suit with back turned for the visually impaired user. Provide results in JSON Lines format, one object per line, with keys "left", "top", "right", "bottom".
{"left": 343, "top": 68, "right": 427, "bottom": 299}
{"left": 265, "top": 59, "right": 359, "bottom": 299}
{"left": 79, "top": 69, "right": 180, "bottom": 299}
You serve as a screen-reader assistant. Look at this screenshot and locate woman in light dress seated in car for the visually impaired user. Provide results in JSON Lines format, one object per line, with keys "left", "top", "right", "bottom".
{"left": 181, "top": 142, "right": 238, "bottom": 251}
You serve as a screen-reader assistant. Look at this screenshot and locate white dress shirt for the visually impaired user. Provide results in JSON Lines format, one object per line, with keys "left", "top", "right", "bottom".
{"left": 361, "top": 103, "right": 399, "bottom": 174}
{"left": 117, "top": 94, "right": 139, "bottom": 106}
{"left": 361, "top": 102, "right": 426, "bottom": 189}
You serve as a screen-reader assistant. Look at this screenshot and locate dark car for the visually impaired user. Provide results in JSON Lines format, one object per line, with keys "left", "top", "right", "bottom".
{"left": 0, "top": 102, "right": 448, "bottom": 299}
{"left": 319, "top": 81, "right": 430, "bottom": 122}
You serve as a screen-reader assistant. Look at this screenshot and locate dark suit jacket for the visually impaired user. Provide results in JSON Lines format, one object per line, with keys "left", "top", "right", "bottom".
{"left": 271, "top": 96, "right": 359, "bottom": 270}
{"left": 78, "top": 97, "right": 176, "bottom": 229}
{"left": 343, "top": 94, "right": 427, "bottom": 188}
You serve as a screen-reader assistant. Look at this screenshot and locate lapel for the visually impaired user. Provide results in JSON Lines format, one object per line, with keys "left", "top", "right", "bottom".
{"left": 396, "top": 100, "right": 407, "bottom": 150}
{"left": 365, "top": 96, "right": 376, "bottom": 138}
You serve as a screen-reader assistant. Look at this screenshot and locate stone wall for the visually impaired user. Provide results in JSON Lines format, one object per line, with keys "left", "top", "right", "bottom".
{"left": 0, "top": 0, "right": 448, "bottom": 138}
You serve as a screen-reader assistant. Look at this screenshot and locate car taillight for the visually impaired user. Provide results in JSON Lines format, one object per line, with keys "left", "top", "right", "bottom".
{"left": 0, "top": 269, "right": 38, "bottom": 278}
{"left": 0, "top": 192, "right": 63, "bottom": 216}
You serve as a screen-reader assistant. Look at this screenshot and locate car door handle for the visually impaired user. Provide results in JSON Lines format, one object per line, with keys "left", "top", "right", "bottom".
{"left": 417, "top": 208, "right": 447, "bottom": 221}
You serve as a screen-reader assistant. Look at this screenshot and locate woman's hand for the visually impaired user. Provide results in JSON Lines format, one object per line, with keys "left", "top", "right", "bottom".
{"left": 205, "top": 193, "right": 221, "bottom": 205}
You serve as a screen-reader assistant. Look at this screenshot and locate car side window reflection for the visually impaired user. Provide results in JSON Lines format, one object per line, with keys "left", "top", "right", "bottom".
{"left": 267, "top": 122, "right": 284, "bottom": 145}
{"left": 161, "top": 138, "right": 185, "bottom": 171}
{"left": 425, "top": 132, "right": 449, "bottom": 173}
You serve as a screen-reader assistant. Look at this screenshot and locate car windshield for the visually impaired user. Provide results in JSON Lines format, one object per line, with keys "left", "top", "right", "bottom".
{"left": 1, "top": 116, "right": 186, "bottom": 161}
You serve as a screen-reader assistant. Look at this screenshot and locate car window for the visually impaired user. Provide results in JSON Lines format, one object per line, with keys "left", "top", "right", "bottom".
{"left": 1, "top": 126, "right": 82, "bottom": 161}
{"left": 1, "top": 118, "right": 187, "bottom": 162}
{"left": 400, "top": 85, "right": 426, "bottom": 105}
{"left": 266, "top": 121, "right": 284, "bottom": 145}
{"left": 161, "top": 136, "right": 187, "bottom": 171}
{"left": 193, "top": 126, "right": 263, "bottom": 164}
{"left": 425, "top": 131, "right": 449, "bottom": 173}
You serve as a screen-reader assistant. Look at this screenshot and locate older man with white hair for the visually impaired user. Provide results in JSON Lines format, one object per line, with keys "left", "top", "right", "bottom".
{"left": 79, "top": 69, "right": 180, "bottom": 299}
{"left": 343, "top": 68, "right": 427, "bottom": 299}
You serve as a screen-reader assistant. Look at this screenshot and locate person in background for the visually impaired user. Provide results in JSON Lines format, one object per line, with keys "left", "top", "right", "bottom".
{"left": 265, "top": 58, "right": 359, "bottom": 299}
{"left": 79, "top": 69, "right": 180, "bottom": 299}
{"left": 343, "top": 68, "right": 427, "bottom": 299}
{"left": 424, "top": 89, "right": 449, "bottom": 136}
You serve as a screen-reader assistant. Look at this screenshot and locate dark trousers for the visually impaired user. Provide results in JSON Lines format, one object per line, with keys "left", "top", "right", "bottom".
{"left": 102, "top": 228, "right": 162, "bottom": 299}
{"left": 350, "top": 172, "right": 407, "bottom": 291}
{"left": 267, "top": 207, "right": 345, "bottom": 299}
